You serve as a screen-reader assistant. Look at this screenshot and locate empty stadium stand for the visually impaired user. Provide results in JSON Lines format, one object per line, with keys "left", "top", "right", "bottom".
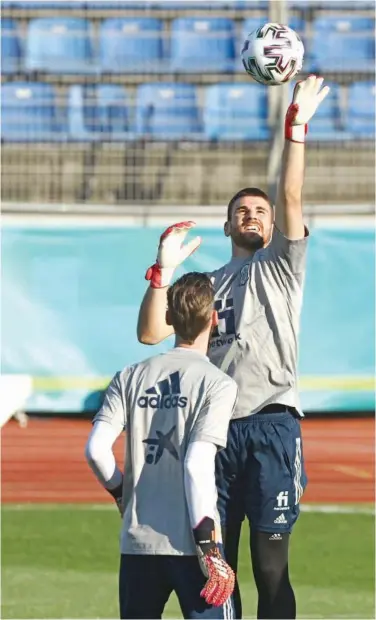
{"left": 99, "top": 17, "right": 165, "bottom": 73}
{"left": 347, "top": 81, "right": 375, "bottom": 138}
{"left": 1, "top": 18, "right": 21, "bottom": 74}
{"left": 309, "top": 15, "right": 375, "bottom": 73}
{"left": 25, "top": 17, "right": 96, "bottom": 73}
{"left": 1, "top": 0, "right": 374, "bottom": 206}
{"left": 1, "top": 81, "right": 66, "bottom": 141}
{"left": 170, "top": 17, "right": 236, "bottom": 72}
{"left": 135, "top": 82, "right": 201, "bottom": 138}
{"left": 203, "top": 83, "right": 269, "bottom": 140}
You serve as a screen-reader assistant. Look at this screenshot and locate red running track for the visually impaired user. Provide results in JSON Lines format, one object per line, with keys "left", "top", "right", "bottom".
{"left": 1, "top": 417, "right": 374, "bottom": 504}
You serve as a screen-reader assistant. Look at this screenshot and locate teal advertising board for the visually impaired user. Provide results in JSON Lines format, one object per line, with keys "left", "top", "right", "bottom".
{"left": 2, "top": 225, "right": 374, "bottom": 412}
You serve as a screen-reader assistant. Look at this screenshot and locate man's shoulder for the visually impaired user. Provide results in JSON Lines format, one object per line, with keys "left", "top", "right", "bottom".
{"left": 206, "top": 258, "right": 234, "bottom": 279}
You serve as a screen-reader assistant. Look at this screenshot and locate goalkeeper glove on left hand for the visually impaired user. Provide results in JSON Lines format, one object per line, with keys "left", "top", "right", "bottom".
{"left": 193, "top": 517, "right": 235, "bottom": 608}
{"left": 285, "top": 75, "right": 330, "bottom": 143}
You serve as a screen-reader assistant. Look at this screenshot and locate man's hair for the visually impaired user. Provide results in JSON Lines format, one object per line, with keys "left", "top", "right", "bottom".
{"left": 227, "top": 187, "right": 273, "bottom": 221}
{"left": 167, "top": 272, "right": 214, "bottom": 344}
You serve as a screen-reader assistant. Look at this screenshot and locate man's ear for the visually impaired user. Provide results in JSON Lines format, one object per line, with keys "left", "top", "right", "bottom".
{"left": 212, "top": 309, "right": 219, "bottom": 328}
{"left": 166, "top": 309, "right": 172, "bottom": 326}
{"left": 224, "top": 221, "right": 231, "bottom": 237}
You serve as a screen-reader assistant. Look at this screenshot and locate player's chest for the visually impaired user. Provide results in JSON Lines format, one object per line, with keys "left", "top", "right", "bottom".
{"left": 209, "top": 262, "right": 278, "bottom": 342}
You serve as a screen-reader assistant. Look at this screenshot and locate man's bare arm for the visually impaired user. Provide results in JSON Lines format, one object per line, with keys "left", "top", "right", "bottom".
{"left": 275, "top": 76, "right": 330, "bottom": 241}
{"left": 275, "top": 139, "right": 305, "bottom": 240}
{"left": 137, "top": 286, "right": 174, "bottom": 344}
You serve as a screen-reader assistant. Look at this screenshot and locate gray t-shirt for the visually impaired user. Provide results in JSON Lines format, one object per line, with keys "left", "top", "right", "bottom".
{"left": 208, "top": 227, "right": 308, "bottom": 419}
{"left": 94, "top": 348, "right": 238, "bottom": 555}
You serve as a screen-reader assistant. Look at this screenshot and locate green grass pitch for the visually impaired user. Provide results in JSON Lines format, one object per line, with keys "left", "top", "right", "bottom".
{"left": 2, "top": 505, "right": 374, "bottom": 619}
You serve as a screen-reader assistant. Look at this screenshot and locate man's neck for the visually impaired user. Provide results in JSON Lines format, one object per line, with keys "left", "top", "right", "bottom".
{"left": 231, "top": 245, "right": 255, "bottom": 259}
{"left": 175, "top": 335, "right": 209, "bottom": 357}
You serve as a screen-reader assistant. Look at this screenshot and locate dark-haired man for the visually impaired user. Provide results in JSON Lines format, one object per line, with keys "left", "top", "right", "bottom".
{"left": 86, "top": 272, "right": 238, "bottom": 619}
{"left": 137, "top": 76, "right": 330, "bottom": 619}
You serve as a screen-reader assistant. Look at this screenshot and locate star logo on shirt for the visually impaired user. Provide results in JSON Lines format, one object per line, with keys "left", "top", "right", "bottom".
{"left": 143, "top": 425, "right": 179, "bottom": 465}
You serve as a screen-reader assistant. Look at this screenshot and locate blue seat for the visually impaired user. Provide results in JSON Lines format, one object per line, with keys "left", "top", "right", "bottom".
{"left": 15, "top": 2, "right": 86, "bottom": 7}
{"left": 86, "top": 1, "right": 155, "bottom": 7}
{"left": 99, "top": 18, "right": 164, "bottom": 73}
{"left": 1, "top": 18, "right": 22, "bottom": 75}
{"left": 136, "top": 83, "right": 201, "bottom": 139}
{"left": 347, "top": 82, "right": 375, "bottom": 138}
{"left": 1, "top": 82, "right": 66, "bottom": 142}
{"left": 310, "top": 16, "right": 375, "bottom": 72}
{"left": 289, "top": 0, "right": 374, "bottom": 7}
{"left": 231, "top": 1, "right": 268, "bottom": 6}
{"left": 156, "top": 1, "right": 228, "bottom": 7}
{"left": 67, "top": 84, "right": 131, "bottom": 141}
{"left": 25, "top": 17, "right": 95, "bottom": 74}
{"left": 170, "top": 17, "right": 235, "bottom": 73}
{"left": 307, "top": 84, "right": 350, "bottom": 141}
{"left": 203, "top": 83, "right": 269, "bottom": 140}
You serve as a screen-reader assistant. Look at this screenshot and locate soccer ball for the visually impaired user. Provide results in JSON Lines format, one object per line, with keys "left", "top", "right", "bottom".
{"left": 241, "top": 23, "right": 304, "bottom": 86}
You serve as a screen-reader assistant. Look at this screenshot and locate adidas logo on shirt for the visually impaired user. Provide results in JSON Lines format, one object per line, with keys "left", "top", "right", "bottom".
{"left": 137, "top": 371, "right": 188, "bottom": 409}
{"left": 273, "top": 513, "right": 287, "bottom": 525}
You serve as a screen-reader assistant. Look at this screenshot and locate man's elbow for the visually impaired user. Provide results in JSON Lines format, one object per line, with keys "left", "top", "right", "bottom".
{"left": 137, "top": 328, "right": 160, "bottom": 345}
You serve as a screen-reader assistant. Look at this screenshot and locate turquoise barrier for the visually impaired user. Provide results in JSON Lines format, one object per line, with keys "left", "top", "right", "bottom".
{"left": 2, "top": 225, "right": 374, "bottom": 412}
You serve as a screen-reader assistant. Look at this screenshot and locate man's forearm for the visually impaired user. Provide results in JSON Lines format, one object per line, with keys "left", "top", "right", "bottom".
{"left": 85, "top": 421, "right": 123, "bottom": 491}
{"left": 275, "top": 139, "right": 305, "bottom": 240}
{"left": 184, "top": 441, "right": 218, "bottom": 534}
{"left": 137, "top": 286, "right": 174, "bottom": 344}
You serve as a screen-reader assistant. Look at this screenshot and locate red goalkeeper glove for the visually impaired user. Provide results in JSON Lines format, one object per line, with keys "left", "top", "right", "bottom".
{"left": 145, "top": 221, "right": 201, "bottom": 289}
{"left": 193, "top": 517, "right": 235, "bottom": 608}
{"left": 285, "top": 75, "right": 330, "bottom": 143}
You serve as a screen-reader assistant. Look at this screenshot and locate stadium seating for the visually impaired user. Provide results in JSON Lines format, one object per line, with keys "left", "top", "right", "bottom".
{"left": 309, "top": 15, "right": 375, "bottom": 72}
{"left": 25, "top": 17, "right": 95, "bottom": 74}
{"left": 67, "top": 84, "right": 131, "bottom": 141}
{"left": 347, "top": 82, "right": 375, "bottom": 138}
{"left": 135, "top": 83, "right": 201, "bottom": 139}
{"left": 99, "top": 18, "right": 165, "bottom": 73}
{"left": 203, "top": 83, "right": 269, "bottom": 140}
{"left": 308, "top": 84, "right": 350, "bottom": 141}
{"left": 14, "top": 2, "right": 86, "bottom": 7}
{"left": 1, "top": 18, "right": 22, "bottom": 74}
{"left": 289, "top": 0, "right": 374, "bottom": 7}
{"left": 1, "top": 82, "right": 66, "bottom": 141}
{"left": 170, "top": 17, "right": 235, "bottom": 72}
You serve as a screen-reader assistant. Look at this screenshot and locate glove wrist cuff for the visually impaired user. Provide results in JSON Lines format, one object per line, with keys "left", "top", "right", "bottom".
{"left": 145, "top": 264, "right": 175, "bottom": 289}
{"left": 285, "top": 123, "right": 307, "bottom": 143}
{"left": 107, "top": 482, "right": 123, "bottom": 502}
{"left": 193, "top": 517, "right": 216, "bottom": 555}
{"left": 284, "top": 102, "right": 308, "bottom": 143}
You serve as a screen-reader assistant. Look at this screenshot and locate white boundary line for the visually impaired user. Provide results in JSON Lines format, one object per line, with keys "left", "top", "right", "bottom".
{"left": 2, "top": 503, "right": 374, "bottom": 515}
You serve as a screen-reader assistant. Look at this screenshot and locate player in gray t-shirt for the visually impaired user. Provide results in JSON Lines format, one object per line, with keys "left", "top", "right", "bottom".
{"left": 137, "top": 76, "right": 330, "bottom": 619}
{"left": 86, "top": 272, "right": 238, "bottom": 619}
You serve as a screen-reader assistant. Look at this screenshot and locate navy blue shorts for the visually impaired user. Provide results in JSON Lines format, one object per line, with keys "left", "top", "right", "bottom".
{"left": 119, "top": 552, "right": 235, "bottom": 619}
{"left": 216, "top": 409, "right": 308, "bottom": 533}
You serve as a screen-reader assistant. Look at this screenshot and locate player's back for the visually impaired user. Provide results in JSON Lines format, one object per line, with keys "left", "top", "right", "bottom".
{"left": 119, "top": 347, "right": 234, "bottom": 556}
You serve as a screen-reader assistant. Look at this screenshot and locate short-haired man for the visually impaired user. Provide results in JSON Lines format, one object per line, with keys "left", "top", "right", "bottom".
{"left": 137, "top": 76, "right": 330, "bottom": 619}
{"left": 86, "top": 272, "right": 238, "bottom": 619}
